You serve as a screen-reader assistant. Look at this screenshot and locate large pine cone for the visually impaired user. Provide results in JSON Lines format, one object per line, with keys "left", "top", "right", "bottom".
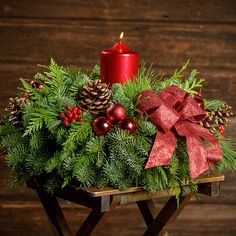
{"left": 6, "top": 96, "right": 28, "bottom": 126}
{"left": 200, "top": 103, "right": 233, "bottom": 130}
{"left": 78, "top": 79, "right": 111, "bottom": 115}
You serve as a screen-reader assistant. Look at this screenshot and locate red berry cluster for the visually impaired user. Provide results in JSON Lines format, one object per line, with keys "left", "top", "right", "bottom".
{"left": 30, "top": 80, "right": 44, "bottom": 89}
{"left": 58, "top": 105, "right": 84, "bottom": 126}
{"left": 217, "top": 125, "right": 224, "bottom": 137}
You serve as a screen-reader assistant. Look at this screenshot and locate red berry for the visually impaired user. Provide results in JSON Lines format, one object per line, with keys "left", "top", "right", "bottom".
{"left": 72, "top": 110, "right": 78, "bottom": 115}
{"left": 78, "top": 117, "right": 84, "bottom": 122}
{"left": 38, "top": 84, "right": 44, "bottom": 89}
{"left": 73, "top": 113, "right": 79, "bottom": 120}
{"left": 66, "top": 111, "right": 73, "bottom": 119}
{"left": 66, "top": 105, "right": 71, "bottom": 111}
{"left": 77, "top": 108, "right": 83, "bottom": 115}
{"left": 58, "top": 113, "right": 65, "bottom": 119}
{"left": 24, "top": 93, "right": 29, "bottom": 99}
{"left": 71, "top": 118, "right": 76, "bottom": 123}
{"left": 63, "top": 116, "right": 68, "bottom": 121}
{"left": 72, "top": 106, "right": 78, "bottom": 112}
{"left": 62, "top": 120, "right": 69, "bottom": 126}
{"left": 30, "top": 80, "right": 36, "bottom": 86}
{"left": 217, "top": 125, "right": 224, "bottom": 137}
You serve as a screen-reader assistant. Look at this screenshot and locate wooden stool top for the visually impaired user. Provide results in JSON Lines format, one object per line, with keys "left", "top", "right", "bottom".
{"left": 72, "top": 172, "right": 224, "bottom": 197}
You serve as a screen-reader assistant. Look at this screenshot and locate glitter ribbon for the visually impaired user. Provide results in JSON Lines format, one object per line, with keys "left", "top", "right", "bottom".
{"left": 137, "top": 85, "right": 223, "bottom": 179}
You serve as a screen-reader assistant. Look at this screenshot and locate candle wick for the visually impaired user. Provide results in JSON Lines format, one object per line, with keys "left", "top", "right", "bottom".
{"left": 119, "top": 32, "right": 124, "bottom": 42}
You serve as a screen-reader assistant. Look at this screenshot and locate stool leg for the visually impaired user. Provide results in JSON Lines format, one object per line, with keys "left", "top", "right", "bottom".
{"left": 143, "top": 192, "right": 194, "bottom": 236}
{"left": 75, "top": 201, "right": 118, "bottom": 236}
{"left": 33, "top": 179, "right": 72, "bottom": 236}
{"left": 137, "top": 200, "right": 157, "bottom": 226}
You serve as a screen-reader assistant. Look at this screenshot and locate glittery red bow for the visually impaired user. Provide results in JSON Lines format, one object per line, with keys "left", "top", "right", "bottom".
{"left": 137, "top": 86, "right": 223, "bottom": 179}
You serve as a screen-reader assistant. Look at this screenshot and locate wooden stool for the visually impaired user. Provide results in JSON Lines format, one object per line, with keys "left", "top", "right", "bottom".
{"left": 27, "top": 172, "right": 224, "bottom": 236}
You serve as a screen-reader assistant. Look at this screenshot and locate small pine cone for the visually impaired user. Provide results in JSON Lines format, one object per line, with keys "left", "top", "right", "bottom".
{"left": 6, "top": 96, "right": 28, "bottom": 126}
{"left": 201, "top": 103, "right": 234, "bottom": 130}
{"left": 78, "top": 79, "right": 111, "bottom": 115}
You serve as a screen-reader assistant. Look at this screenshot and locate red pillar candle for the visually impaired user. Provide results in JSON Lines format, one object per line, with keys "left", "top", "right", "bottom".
{"left": 100, "top": 32, "right": 138, "bottom": 85}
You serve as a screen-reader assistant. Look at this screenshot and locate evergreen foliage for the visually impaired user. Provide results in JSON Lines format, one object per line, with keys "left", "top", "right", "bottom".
{"left": 0, "top": 59, "right": 235, "bottom": 198}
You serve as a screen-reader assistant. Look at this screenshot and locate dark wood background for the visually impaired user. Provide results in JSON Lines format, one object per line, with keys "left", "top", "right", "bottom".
{"left": 0, "top": 1, "right": 236, "bottom": 235}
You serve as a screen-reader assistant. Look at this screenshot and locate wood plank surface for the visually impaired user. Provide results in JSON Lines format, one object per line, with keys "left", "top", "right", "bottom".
{"left": 0, "top": 0, "right": 236, "bottom": 23}
{"left": 0, "top": 18, "right": 235, "bottom": 68}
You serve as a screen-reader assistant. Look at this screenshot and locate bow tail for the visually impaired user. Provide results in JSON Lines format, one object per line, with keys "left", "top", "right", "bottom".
{"left": 145, "top": 130, "right": 177, "bottom": 169}
{"left": 186, "top": 136, "right": 209, "bottom": 179}
{"left": 175, "top": 121, "right": 223, "bottom": 179}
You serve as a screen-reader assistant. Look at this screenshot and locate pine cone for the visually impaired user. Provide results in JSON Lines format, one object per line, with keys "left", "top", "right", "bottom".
{"left": 6, "top": 96, "right": 28, "bottom": 126}
{"left": 78, "top": 79, "right": 111, "bottom": 115}
{"left": 200, "top": 103, "right": 234, "bottom": 131}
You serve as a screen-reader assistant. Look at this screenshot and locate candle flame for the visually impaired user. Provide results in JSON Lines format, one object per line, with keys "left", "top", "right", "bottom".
{"left": 119, "top": 32, "right": 124, "bottom": 42}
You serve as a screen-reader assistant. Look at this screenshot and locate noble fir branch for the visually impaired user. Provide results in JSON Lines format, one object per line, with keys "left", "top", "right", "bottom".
{"left": 121, "top": 75, "right": 152, "bottom": 101}
{"left": 103, "top": 160, "right": 133, "bottom": 190}
{"left": 89, "top": 65, "right": 100, "bottom": 80}
{"left": 137, "top": 62, "right": 163, "bottom": 90}
{"left": 85, "top": 136, "right": 106, "bottom": 168}
{"left": 45, "top": 152, "right": 62, "bottom": 173}
{"left": 5, "top": 144, "right": 29, "bottom": 171}
{"left": 1, "top": 131, "right": 25, "bottom": 150}
{"left": 68, "top": 73, "right": 90, "bottom": 97}
{"left": 72, "top": 153, "right": 97, "bottom": 187}
{"left": 44, "top": 176, "right": 62, "bottom": 194}
{"left": 111, "top": 83, "right": 132, "bottom": 113}
{"left": 64, "top": 65, "right": 81, "bottom": 81}
{"left": 136, "top": 119, "right": 157, "bottom": 137}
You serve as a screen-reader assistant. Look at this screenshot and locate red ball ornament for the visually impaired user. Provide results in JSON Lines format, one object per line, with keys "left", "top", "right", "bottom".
{"left": 117, "top": 117, "right": 136, "bottom": 134}
{"left": 93, "top": 117, "right": 112, "bottom": 136}
{"left": 106, "top": 104, "right": 126, "bottom": 122}
{"left": 194, "top": 93, "right": 204, "bottom": 110}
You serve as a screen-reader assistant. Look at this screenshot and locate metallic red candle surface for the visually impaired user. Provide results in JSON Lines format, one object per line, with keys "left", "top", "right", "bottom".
{"left": 100, "top": 32, "right": 138, "bottom": 85}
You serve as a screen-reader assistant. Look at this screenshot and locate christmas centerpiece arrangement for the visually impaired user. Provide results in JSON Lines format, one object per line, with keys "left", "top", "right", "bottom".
{"left": 0, "top": 33, "right": 236, "bottom": 199}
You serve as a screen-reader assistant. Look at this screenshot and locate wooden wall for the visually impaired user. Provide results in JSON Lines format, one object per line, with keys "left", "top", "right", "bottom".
{"left": 0, "top": 1, "right": 236, "bottom": 235}
{"left": 0, "top": 0, "right": 236, "bottom": 112}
